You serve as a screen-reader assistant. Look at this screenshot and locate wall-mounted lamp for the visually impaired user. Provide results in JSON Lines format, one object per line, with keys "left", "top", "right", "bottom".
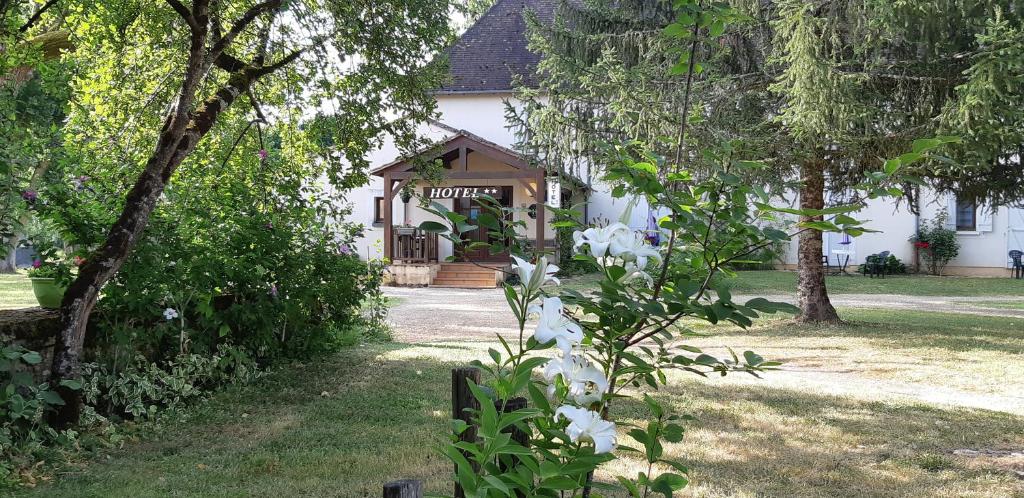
{"left": 527, "top": 204, "right": 538, "bottom": 219}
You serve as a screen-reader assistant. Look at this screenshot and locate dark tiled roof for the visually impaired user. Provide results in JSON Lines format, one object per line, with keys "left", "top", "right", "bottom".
{"left": 436, "top": 0, "right": 557, "bottom": 93}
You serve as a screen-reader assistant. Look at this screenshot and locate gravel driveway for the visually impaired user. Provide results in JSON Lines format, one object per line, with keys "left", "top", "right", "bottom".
{"left": 384, "top": 286, "right": 1024, "bottom": 343}
{"left": 383, "top": 285, "right": 1024, "bottom": 414}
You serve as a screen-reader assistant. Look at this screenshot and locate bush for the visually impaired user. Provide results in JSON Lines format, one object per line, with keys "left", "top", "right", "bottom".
{"left": 910, "top": 210, "right": 960, "bottom": 275}
{"left": 859, "top": 254, "right": 907, "bottom": 275}
{"left": 80, "top": 346, "right": 258, "bottom": 420}
{"left": 24, "top": 129, "right": 387, "bottom": 437}
{"left": 1, "top": 346, "right": 84, "bottom": 487}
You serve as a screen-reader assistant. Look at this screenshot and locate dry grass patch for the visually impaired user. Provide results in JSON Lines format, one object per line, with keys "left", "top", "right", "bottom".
{"left": 17, "top": 308, "right": 1024, "bottom": 497}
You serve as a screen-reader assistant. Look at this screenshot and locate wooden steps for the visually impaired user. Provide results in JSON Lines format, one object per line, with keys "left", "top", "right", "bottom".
{"left": 430, "top": 263, "right": 499, "bottom": 288}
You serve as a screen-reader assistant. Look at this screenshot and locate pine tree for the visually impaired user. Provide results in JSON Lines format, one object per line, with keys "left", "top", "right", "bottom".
{"left": 515, "top": 0, "right": 1024, "bottom": 322}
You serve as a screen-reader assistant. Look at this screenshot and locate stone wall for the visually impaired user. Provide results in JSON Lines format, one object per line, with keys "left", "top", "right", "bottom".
{"left": 386, "top": 263, "right": 440, "bottom": 286}
{"left": 0, "top": 307, "right": 60, "bottom": 381}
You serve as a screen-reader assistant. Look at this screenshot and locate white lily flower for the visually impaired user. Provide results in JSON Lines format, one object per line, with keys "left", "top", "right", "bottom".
{"left": 512, "top": 255, "right": 560, "bottom": 294}
{"left": 163, "top": 308, "right": 179, "bottom": 320}
{"left": 572, "top": 222, "right": 630, "bottom": 258}
{"left": 543, "top": 354, "right": 609, "bottom": 406}
{"left": 554, "top": 405, "right": 617, "bottom": 454}
{"left": 609, "top": 231, "right": 662, "bottom": 269}
{"left": 528, "top": 297, "right": 583, "bottom": 354}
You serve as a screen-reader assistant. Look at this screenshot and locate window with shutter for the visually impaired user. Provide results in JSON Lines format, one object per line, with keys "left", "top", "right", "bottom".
{"left": 373, "top": 197, "right": 384, "bottom": 225}
{"left": 955, "top": 197, "right": 976, "bottom": 231}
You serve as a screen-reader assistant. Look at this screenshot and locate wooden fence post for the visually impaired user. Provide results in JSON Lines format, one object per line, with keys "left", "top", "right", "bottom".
{"left": 494, "top": 396, "right": 529, "bottom": 459}
{"left": 452, "top": 367, "right": 481, "bottom": 498}
{"left": 383, "top": 479, "right": 422, "bottom": 498}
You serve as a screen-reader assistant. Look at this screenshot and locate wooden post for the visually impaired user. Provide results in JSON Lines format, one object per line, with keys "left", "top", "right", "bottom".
{"left": 383, "top": 173, "right": 393, "bottom": 262}
{"left": 452, "top": 367, "right": 481, "bottom": 498}
{"left": 535, "top": 172, "right": 546, "bottom": 255}
{"left": 494, "top": 397, "right": 529, "bottom": 475}
{"left": 383, "top": 480, "right": 422, "bottom": 498}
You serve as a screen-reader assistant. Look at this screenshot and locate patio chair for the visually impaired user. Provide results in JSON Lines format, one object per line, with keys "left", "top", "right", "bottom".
{"left": 1010, "top": 250, "right": 1023, "bottom": 279}
{"left": 866, "top": 250, "right": 891, "bottom": 279}
{"left": 822, "top": 254, "right": 833, "bottom": 275}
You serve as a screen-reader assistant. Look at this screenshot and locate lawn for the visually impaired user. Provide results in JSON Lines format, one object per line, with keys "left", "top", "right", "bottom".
{"left": 0, "top": 272, "right": 35, "bottom": 310}
{"left": 563, "top": 270, "right": 1024, "bottom": 297}
{"left": 723, "top": 270, "right": 1024, "bottom": 296}
{"left": 17, "top": 308, "right": 1024, "bottom": 497}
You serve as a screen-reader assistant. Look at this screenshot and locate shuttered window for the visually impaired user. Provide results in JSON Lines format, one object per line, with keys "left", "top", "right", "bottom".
{"left": 955, "top": 197, "right": 976, "bottom": 232}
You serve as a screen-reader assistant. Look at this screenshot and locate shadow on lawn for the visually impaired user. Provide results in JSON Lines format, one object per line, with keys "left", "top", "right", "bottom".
{"left": 717, "top": 310, "right": 1024, "bottom": 355}
{"left": 20, "top": 342, "right": 1024, "bottom": 497}
{"left": 613, "top": 378, "right": 1024, "bottom": 497}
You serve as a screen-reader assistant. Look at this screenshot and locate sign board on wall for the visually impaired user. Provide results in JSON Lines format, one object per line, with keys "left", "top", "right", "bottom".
{"left": 423, "top": 186, "right": 503, "bottom": 200}
{"left": 546, "top": 178, "right": 561, "bottom": 208}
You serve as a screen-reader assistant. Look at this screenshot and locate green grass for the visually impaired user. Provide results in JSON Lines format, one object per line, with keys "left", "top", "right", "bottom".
{"left": 723, "top": 270, "right": 1024, "bottom": 296}
{"left": 563, "top": 270, "right": 1024, "bottom": 297}
{"left": 971, "top": 300, "right": 1024, "bottom": 310}
{"left": 17, "top": 309, "right": 1024, "bottom": 497}
{"left": 0, "top": 272, "right": 36, "bottom": 310}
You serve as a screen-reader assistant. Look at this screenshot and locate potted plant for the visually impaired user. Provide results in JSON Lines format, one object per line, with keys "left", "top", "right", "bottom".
{"left": 25, "top": 242, "right": 76, "bottom": 309}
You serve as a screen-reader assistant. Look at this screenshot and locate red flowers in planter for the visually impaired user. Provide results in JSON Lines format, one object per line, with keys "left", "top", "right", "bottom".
{"left": 914, "top": 241, "right": 930, "bottom": 249}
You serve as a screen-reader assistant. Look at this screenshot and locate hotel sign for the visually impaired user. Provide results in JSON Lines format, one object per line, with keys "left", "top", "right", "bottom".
{"left": 423, "top": 186, "right": 503, "bottom": 200}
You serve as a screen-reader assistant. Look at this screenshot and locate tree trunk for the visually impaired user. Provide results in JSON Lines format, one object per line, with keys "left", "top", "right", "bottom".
{"left": 796, "top": 157, "right": 839, "bottom": 323}
{"left": 0, "top": 234, "right": 17, "bottom": 273}
{"left": 47, "top": 56, "right": 273, "bottom": 427}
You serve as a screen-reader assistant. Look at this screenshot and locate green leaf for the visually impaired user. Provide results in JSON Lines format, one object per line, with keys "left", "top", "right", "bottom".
{"left": 20, "top": 351, "right": 42, "bottom": 365}
{"left": 663, "top": 423, "right": 685, "bottom": 443}
{"left": 59, "top": 379, "right": 83, "bottom": 391}
{"left": 709, "top": 19, "right": 725, "bottom": 37}
{"left": 39, "top": 389, "right": 65, "bottom": 406}
{"left": 650, "top": 472, "right": 689, "bottom": 496}
{"left": 418, "top": 221, "right": 449, "bottom": 233}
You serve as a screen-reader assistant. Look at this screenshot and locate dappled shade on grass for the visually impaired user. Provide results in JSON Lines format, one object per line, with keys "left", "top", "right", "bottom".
{"left": 20, "top": 330, "right": 1024, "bottom": 497}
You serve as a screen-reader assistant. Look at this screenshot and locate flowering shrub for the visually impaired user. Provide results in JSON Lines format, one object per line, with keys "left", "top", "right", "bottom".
{"left": 23, "top": 239, "right": 75, "bottom": 286}
{"left": 424, "top": 152, "right": 855, "bottom": 494}
{"left": 910, "top": 210, "right": 960, "bottom": 275}
{"left": 420, "top": 113, "right": 953, "bottom": 498}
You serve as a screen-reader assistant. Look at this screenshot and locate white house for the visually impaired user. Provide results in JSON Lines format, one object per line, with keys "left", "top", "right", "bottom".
{"left": 343, "top": 0, "right": 1024, "bottom": 285}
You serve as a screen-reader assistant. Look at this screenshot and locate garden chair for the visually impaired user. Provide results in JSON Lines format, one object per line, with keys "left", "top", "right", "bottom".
{"left": 866, "top": 250, "right": 890, "bottom": 279}
{"left": 1010, "top": 250, "right": 1023, "bottom": 279}
{"left": 822, "top": 254, "right": 833, "bottom": 275}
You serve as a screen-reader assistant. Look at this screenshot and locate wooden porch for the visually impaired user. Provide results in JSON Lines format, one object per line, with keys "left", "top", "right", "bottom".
{"left": 391, "top": 227, "right": 439, "bottom": 264}
{"left": 372, "top": 128, "right": 548, "bottom": 267}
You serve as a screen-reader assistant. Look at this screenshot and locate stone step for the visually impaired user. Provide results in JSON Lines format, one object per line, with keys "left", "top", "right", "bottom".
{"left": 431, "top": 278, "right": 496, "bottom": 286}
{"left": 435, "top": 271, "right": 497, "bottom": 279}
{"left": 430, "top": 283, "right": 498, "bottom": 289}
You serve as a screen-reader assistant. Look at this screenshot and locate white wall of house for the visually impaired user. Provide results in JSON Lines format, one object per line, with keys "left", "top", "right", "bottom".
{"left": 435, "top": 93, "right": 653, "bottom": 231}
{"left": 345, "top": 92, "right": 651, "bottom": 261}
{"left": 781, "top": 188, "right": 1023, "bottom": 275}
{"left": 344, "top": 92, "right": 1019, "bottom": 275}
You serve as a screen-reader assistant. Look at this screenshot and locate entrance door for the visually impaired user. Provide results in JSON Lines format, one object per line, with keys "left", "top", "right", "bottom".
{"left": 454, "top": 187, "right": 512, "bottom": 262}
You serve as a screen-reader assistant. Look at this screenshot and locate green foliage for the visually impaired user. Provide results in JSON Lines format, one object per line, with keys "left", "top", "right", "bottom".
{"left": 80, "top": 347, "right": 258, "bottom": 420}
{"left": 22, "top": 238, "right": 74, "bottom": 285}
{"left": 1, "top": 345, "right": 82, "bottom": 485}
{"left": 361, "top": 258, "right": 393, "bottom": 341}
{"left": 910, "top": 211, "right": 961, "bottom": 276}
{"left": 859, "top": 254, "right": 907, "bottom": 276}
{"left": 0, "top": 29, "right": 69, "bottom": 264}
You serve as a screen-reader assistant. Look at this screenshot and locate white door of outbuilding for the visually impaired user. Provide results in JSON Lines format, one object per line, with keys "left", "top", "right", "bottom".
{"left": 1008, "top": 207, "right": 1024, "bottom": 268}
